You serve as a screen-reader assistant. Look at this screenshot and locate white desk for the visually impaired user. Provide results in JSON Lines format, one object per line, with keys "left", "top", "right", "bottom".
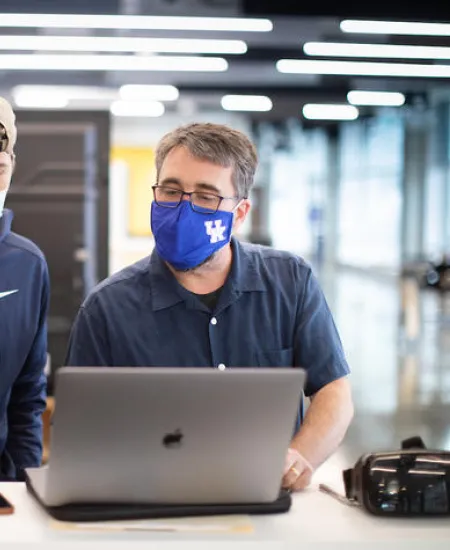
{"left": 1, "top": 459, "right": 450, "bottom": 549}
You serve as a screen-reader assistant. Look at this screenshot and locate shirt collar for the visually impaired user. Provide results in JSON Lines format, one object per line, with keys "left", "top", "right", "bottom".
{"left": 228, "top": 237, "right": 267, "bottom": 293}
{"left": 148, "top": 250, "right": 185, "bottom": 311}
{"left": 148, "top": 236, "right": 266, "bottom": 312}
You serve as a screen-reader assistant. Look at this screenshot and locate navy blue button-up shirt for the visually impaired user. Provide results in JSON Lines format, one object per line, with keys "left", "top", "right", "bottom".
{"left": 66, "top": 238, "right": 349, "bottom": 398}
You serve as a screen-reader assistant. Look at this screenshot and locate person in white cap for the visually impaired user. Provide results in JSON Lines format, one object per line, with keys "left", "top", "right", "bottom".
{"left": 0, "top": 97, "right": 50, "bottom": 481}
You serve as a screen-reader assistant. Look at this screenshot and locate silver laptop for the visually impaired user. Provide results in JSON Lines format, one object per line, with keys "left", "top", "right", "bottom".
{"left": 26, "top": 367, "right": 306, "bottom": 507}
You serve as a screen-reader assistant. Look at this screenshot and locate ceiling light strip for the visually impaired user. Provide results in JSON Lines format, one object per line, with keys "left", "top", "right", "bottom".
{"left": 277, "top": 59, "right": 450, "bottom": 78}
{"left": 0, "top": 13, "right": 272, "bottom": 32}
{"left": 340, "top": 20, "right": 450, "bottom": 37}
{"left": 0, "top": 54, "right": 228, "bottom": 72}
{"left": 304, "top": 42, "right": 450, "bottom": 60}
{"left": 0, "top": 35, "right": 247, "bottom": 54}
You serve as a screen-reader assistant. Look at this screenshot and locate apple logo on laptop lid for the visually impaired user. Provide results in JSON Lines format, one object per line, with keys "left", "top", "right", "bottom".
{"left": 163, "top": 429, "right": 184, "bottom": 449}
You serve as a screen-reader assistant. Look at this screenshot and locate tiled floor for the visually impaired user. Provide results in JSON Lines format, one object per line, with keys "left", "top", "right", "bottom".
{"left": 320, "top": 266, "right": 450, "bottom": 464}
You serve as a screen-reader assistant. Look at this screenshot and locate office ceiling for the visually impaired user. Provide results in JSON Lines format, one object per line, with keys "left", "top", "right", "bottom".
{"left": 0, "top": 0, "right": 449, "bottom": 119}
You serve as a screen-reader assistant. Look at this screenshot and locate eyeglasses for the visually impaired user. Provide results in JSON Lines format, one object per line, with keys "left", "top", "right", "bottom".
{"left": 0, "top": 123, "right": 9, "bottom": 154}
{"left": 152, "top": 184, "right": 240, "bottom": 214}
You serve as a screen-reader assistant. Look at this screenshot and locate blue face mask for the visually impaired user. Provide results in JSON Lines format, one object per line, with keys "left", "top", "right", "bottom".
{"left": 150, "top": 200, "right": 234, "bottom": 270}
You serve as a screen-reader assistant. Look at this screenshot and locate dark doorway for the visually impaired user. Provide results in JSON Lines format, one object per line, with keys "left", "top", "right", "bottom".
{"left": 7, "top": 110, "right": 110, "bottom": 391}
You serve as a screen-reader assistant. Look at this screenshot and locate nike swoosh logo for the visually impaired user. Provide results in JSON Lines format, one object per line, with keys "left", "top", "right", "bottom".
{"left": 0, "top": 290, "right": 19, "bottom": 300}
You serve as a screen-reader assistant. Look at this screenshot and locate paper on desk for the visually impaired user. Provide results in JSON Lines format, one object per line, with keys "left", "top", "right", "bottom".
{"left": 50, "top": 514, "right": 254, "bottom": 534}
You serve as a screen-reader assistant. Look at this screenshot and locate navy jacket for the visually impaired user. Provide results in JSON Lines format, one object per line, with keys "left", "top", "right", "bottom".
{"left": 0, "top": 209, "right": 49, "bottom": 480}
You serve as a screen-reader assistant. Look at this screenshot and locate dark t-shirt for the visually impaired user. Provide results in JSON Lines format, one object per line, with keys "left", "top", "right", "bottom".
{"left": 192, "top": 287, "right": 223, "bottom": 311}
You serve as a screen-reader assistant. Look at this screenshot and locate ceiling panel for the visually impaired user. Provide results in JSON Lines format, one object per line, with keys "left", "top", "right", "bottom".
{"left": 2, "top": 0, "right": 120, "bottom": 14}
{"left": 0, "top": 2, "right": 449, "bottom": 119}
{"left": 242, "top": 0, "right": 450, "bottom": 21}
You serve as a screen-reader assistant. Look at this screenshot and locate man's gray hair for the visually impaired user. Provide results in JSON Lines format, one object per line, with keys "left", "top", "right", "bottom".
{"left": 155, "top": 122, "right": 258, "bottom": 199}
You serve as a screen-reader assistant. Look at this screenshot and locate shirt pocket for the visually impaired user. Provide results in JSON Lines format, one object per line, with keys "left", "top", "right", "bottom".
{"left": 253, "top": 347, "right": 294, "bottom": 367}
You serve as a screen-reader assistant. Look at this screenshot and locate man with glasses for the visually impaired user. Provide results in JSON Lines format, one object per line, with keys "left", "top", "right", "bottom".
{"left": 0, "top": 97, "right": 50, "bottom": 480}
{"left": 66, "top": 123, "right": 353, "bottom": 491}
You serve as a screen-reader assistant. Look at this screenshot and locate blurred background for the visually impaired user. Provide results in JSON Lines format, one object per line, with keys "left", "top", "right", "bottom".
{"left": 3, "top": 0, "right": 450, "bottom": 461}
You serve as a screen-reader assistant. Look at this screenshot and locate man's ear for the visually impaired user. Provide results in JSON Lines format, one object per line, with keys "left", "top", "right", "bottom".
{"left": 11, "top": 153, "right": 16, "bottom": 174}
{"left": 233, "top": 199, "right": 251, "bottom": 233}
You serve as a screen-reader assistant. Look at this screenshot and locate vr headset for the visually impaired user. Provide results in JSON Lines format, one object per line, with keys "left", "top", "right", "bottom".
{"left": 323, "top": 437, "right": 450, "bottom": 516}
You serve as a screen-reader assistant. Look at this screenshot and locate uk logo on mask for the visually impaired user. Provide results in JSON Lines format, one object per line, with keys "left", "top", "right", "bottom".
{"left": 204, "top": 220, "right": 227, "bottom": 244}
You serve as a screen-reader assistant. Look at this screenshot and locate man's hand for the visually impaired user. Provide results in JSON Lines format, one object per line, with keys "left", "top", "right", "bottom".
{"left": 282, "top": 447, "right": 314, "bottom": 492}
{"left": 283, "top": 377, "right": 353, "bottom": 492}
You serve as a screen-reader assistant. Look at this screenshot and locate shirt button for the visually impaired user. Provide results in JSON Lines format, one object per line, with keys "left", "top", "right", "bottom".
{"left": 210, "top": 317, "right": 218, "bottom": 325}
{"left": 218, "top": 363, "right": 226, "bottom": 371}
